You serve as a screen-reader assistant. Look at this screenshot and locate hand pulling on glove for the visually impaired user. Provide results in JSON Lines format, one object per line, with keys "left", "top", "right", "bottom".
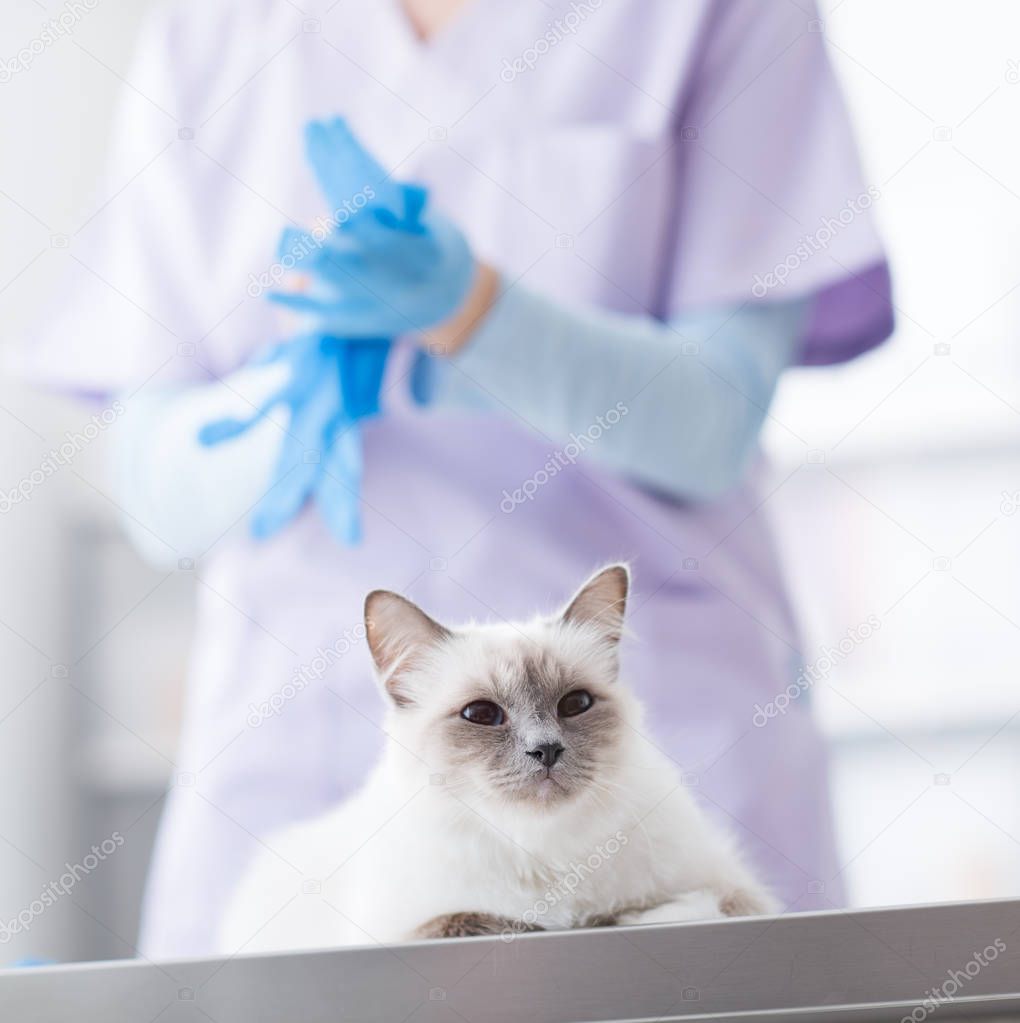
{"left": 200, "top": 118, "right": 476, "bottom": 545}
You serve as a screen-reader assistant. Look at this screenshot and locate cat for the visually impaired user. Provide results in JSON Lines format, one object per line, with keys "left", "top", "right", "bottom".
{"left": 217, "top": 564, "right": 776, "bottom": 954}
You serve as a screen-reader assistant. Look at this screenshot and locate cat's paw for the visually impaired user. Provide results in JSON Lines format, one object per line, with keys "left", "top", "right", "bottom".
{"left": 616, "top": 891, "right": 724, "bottom": 926}
{"left": 412, "top": 912, "right": 544, "bottom": 940}
{"left": 718, "top": 887, "right": 777, "bottom": 917}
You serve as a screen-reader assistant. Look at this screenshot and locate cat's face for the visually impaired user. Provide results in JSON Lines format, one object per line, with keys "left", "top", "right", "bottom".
{"left": 424, "top": 636, "right": 628, "bottom": 808}
{"left": 365, "top": 566, "right": 633, "bottom": 812}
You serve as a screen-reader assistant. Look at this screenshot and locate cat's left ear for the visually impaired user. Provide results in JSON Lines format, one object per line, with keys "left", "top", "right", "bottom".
{"left": 560, "top": 564, "right": 630, "bottom": 648}
{"left": 364, "top": 590, "right": 451, "bottom": 706}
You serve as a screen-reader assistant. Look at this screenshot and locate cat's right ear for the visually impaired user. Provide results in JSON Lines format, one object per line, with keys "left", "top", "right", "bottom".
{"left": 364, "top": 591, "right": 451, "bottom": 707}
{"left": 561, "top": 564, "right": 630, "bottom": 645}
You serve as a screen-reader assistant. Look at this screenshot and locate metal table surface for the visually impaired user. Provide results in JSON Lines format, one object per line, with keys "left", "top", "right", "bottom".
{"left": 3, "top": 898, "right": 1019, "bottom": 1022}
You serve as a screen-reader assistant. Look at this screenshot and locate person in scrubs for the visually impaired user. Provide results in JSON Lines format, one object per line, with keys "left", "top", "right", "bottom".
{"left": 20, "top": 0, "right": 893, "bottom": 957}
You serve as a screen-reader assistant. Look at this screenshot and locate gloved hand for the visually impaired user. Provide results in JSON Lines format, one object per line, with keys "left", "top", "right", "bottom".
{"left": 269, "top": 122, "right": 477, "bottom": 336}
{"left": 305, "top": 117, "right": 405, "bottom": 217}
{"left": 198, "top": 118, "right": 450, "bottom": 547}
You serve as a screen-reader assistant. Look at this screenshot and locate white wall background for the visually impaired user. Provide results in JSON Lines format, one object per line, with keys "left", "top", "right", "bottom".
{"left": 0, "top": 0, "right": 182, "bottom": 963}
{"left": 763, "top": 0, "right": 1020, "bottom": 908}
{"left": 0, "top": 0, "right": 1017, "bottom": 962}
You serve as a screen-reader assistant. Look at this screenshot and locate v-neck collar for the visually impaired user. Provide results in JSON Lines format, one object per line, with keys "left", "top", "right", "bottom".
{"left": 383, "top": 0, "right": 483, "bottom": 55}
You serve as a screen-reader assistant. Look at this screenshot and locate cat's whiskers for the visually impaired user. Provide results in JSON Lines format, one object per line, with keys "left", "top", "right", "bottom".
{"left": 582, "top": 775, "right": 655, "bottom": 853}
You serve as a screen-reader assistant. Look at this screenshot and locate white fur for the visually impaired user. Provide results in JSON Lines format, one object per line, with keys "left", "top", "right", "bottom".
{"left": 218, "top": 574, "right": 776, "bottom": 955}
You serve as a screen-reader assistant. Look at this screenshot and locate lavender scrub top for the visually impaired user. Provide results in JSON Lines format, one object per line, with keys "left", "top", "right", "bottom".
{"left": 16, "top": 0, "right": 894, "bottom": 957}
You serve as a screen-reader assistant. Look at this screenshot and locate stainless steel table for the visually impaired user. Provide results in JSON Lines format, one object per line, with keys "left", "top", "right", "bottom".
{"left": 3, "top": 898, "right": 1019, "bottom": 1022}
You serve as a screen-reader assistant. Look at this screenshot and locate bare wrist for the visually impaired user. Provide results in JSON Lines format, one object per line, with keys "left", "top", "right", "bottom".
{"left": 423, "top": 262, "right": 499, "bottom": 357}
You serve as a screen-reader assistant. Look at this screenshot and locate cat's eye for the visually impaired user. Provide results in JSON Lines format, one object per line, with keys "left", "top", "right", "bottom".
{"left": 558, "top": 690, "right": 594, "bottom": 718}
{"left": 460, "top": 700, "right": 505, "bottom": 726}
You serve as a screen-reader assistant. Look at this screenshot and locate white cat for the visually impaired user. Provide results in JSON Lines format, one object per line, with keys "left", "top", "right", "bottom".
{"left": 218, "top": 565, "right": 776, "bottom": 954}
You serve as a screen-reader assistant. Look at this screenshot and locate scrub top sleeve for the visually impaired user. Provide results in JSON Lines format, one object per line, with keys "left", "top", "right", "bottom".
{"left": 8, "top": 4, "right": 277, "bottom": 399}
{"left": 666, "top": 0, "right": 894, "bottom": 366}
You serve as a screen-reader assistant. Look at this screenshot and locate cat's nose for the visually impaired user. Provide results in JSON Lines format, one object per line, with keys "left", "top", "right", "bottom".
{"left": 526, "top": 742, "right": 565, "bottom": 767}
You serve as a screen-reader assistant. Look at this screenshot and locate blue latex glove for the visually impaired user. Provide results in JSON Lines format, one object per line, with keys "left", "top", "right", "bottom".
{"left": 270, "top": 207, "right": 475, "bottom": 336}
{"left": 269, "top": 122, "right": 476, "bottom": 336}
{"left": 198, "top": 334, "right": 389, "bottom": 545}
{"left": 305, "top": 117, "right": 406, "bottom": 218}
{"left": 199, "top": 118, "right": 447, "bottom": 546}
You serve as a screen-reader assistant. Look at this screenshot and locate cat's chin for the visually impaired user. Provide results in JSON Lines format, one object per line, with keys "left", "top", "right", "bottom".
{"left": 502, "top": 772, "right": 579, "bottom": 809}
